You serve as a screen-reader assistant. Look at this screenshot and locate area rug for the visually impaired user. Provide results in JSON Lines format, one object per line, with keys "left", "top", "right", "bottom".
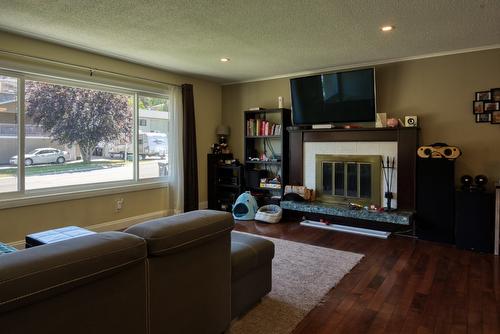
{"left": 229, "top": 234, "right": 364, "bottom": 334}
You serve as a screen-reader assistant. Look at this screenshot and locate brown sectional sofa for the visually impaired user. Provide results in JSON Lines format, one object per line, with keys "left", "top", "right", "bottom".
{"left": 0, "top": 210, "right": 274, "bottom": 334}
{"left": 0, "top": 231, "right": 149, "bottom": 334}
{"left": 125, "top": 210, "right": 234, "bottom": 334}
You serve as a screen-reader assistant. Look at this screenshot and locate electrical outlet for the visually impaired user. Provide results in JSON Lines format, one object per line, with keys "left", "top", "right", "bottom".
{"left": 115, "top": 198, "right": 124, "bottom": 212}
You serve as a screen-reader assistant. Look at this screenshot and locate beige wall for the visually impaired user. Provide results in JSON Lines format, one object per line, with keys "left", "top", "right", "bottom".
{"left": 222, "top": 48, "right": 500, "bottom": 189}
{"left": 0, "top": 188, "right": 167, "bottom": 242}
{"left": 0, "top": 31, "right": 221, "bottom": 243}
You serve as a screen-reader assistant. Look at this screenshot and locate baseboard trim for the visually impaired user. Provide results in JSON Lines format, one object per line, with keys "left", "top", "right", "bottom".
{"left": 7, "top": 209, "right": 170, "bottom": 249}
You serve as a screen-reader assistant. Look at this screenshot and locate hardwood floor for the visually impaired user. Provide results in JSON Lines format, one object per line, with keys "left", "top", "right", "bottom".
{"left": 234, "top": 220, "right": 500, "bottom": 334}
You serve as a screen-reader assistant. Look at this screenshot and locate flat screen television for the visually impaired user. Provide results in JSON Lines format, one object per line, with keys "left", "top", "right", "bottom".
{"left": 290, "top": 68, "right": 376, "bottom": 125}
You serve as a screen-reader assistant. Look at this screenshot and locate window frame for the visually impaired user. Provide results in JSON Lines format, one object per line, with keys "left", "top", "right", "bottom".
{"left": 0, "top": 68, "right": 171, "bottom": 209}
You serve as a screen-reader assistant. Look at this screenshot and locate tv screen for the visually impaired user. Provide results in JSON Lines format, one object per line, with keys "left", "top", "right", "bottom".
{"left": 290, "top": 68, "right": 376, "bottom": 125}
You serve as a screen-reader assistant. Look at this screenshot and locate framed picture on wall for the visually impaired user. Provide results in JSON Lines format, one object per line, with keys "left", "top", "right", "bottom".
{"left": 491, "top": 111, "right": 500, "bottom": 124}
{"left": 491, "top": 88, "right": 500, "bottom": 102}
{"left": 476, "top": 91, "right": 491, "bottom": 101}
{"left": 473, "top": 101, "right": 484, "bottom": 114}
{"left": 476, "top": 113, "right": 491, "bottom": 123}
{"left": 484, "top": 102, "right": 500, "bottom": 111}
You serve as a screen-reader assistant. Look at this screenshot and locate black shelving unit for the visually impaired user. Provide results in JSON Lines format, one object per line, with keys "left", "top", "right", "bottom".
{"left": 207, "top": 153, "right": 244, "bottom": 212}
{"left": 244, "top": 108, "right": 291, "bottom": 203}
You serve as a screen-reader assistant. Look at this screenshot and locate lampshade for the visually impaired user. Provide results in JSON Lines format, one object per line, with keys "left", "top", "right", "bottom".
{"left": 216, "top": 125, "right": 230, "bottom": 136}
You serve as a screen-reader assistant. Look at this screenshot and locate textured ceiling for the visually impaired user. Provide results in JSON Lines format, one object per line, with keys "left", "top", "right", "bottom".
{"left": 0, "top": 0, "right": 499, "bottom": 83}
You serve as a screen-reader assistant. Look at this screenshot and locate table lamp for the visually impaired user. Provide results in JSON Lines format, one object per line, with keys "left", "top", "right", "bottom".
{"left": 216, "top": 125, "right": 230, "bottom": 144}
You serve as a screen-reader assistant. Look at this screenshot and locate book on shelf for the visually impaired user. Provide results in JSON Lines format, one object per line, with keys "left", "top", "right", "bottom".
{"left": 259, "top": 182, "right": 282, "bottom": 189}
{"left": 246, "top": 119, "right": 282, "bottom": 136}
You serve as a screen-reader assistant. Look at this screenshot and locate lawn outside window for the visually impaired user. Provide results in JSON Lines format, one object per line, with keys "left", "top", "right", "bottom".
{"left": 0, "top": 68, "right": 172, "bottom": 207}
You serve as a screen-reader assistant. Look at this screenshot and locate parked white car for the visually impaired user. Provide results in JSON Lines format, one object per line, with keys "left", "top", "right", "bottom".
{"left": 10, "top": 148, "right": 70, "bottom": 166}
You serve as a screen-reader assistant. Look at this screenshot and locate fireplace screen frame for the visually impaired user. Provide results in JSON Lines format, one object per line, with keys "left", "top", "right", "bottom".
{"left": 315, "top": 154, "right": 381, "bottom": 206}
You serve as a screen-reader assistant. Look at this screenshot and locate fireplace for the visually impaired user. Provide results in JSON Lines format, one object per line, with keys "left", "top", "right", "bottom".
{"left": 316, "top": 154, "right": 381, "bottom": 206}
{"left": 289, "top": 127, "right": 418, "bottom": 210}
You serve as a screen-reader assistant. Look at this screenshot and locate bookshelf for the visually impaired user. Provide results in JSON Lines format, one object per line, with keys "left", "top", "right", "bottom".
{"left": 244, "top": 108, "right": 291, "bottom": 202}
{"left": 207, "top": 154, "right": 244, "bottom": 212}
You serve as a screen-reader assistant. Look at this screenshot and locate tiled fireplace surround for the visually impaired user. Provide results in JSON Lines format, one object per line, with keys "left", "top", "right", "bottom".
{"left": 304, "top": 141, "right": 398, "bottom": 208}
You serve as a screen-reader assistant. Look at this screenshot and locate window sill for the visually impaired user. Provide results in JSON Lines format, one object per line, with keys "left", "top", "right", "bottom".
{"left": 0, "top": 180, "right": 169, "bottom": 210}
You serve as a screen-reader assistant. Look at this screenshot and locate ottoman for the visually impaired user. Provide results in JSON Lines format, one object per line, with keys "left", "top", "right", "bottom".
{"left": 231, "top": 231, "right": 274, "bottom": 318}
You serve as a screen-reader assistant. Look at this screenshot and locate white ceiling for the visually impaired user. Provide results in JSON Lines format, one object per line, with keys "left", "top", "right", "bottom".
{"left": 0, "top": 0, "right": 499, "bottom": 83}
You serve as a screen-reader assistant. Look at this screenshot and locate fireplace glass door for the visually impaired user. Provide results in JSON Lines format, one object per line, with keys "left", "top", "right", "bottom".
{"left": 316, "top": 155, "right": 381, "bottom": 206}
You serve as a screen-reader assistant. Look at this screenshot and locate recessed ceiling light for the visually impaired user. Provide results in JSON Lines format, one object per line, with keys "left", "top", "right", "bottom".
{"left": 381, "top": 25, "right": 395, "bottom": 32}
{"left": 220, "top": 57, "right": 230, "bottom": 62}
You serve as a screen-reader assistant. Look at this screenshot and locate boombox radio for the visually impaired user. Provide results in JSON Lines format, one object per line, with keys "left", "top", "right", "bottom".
{"left": 417, "top": 143, "right": 461, "bottom": 160}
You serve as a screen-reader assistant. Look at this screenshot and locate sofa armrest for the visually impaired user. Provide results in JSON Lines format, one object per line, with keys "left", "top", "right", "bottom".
{"left": 0, "top": 231, "right": 146, "bottom": 311}
{"left": 125, "top": 210, "right": 234, "bottom": 255}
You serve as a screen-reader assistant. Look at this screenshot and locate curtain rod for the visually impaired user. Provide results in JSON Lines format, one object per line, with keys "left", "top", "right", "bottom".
{"left": 0, "top": 48, "right": 182, "bottom": 88}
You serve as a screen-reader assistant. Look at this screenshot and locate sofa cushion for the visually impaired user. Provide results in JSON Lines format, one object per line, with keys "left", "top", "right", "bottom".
{"left": 125, "top": 210, "right": 234, "bottom": 255}
{"left": 0, "top": 231, "right": 146, "bottom": 311}
{"left": 231, "top": 231, "right": 274, "bottom": 281}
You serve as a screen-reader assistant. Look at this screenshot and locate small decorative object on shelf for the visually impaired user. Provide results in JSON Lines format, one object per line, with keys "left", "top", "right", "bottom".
{"left": 459, "top": 174, "right": 488, "bottom": 192}
{"left": 381, "top": 156, "right": 396, "bottom": 211}
{"left": 475, "top": 174, "right": 488, "bottom": 191}
{"left": 386, "top": 118, "right": 399, "bottom": 128}
{"left": 278, "top": 96, "right": 284, "bottom": 109}
{"left": 375, "top": 113, "right": 387, "bottom": 128}
{"left": 211, "top": 143, "right": 222, "bottom": 154}
{"left": 404, "top": 116, "right": 418, "bottom": 127}
{"left": 460, "top": 174, "right": 474, "bottom": 191}
{"left": 259, "top": 175, "right": 282, "bottom": 189}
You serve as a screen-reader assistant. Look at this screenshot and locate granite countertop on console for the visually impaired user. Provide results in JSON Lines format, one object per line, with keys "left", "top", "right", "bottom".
{"left": 280, "top": 200, "right": 414, "bottom": 225}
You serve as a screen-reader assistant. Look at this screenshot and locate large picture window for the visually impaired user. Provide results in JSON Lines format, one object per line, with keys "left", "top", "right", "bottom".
{"left": 0, "top": 70, "right": 171, "bottom": 200}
